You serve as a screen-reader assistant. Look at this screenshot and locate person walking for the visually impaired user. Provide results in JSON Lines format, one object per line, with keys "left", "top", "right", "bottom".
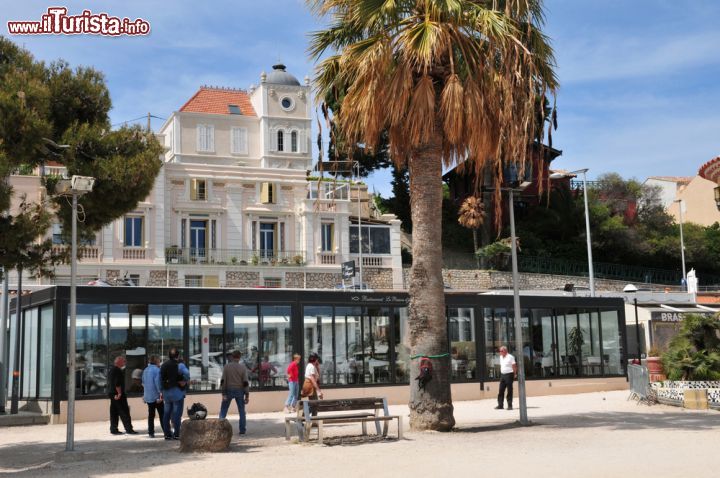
{"left": 107, "top": 355, "right": 138, "bottom": 435}
{"left": 161, "top": 347, "right": 189, "bottom": 440}
{"left": 301, "top": 352, "right": 323, "bottom": 400}
{"left": 141, "top": 355, "right": 165, "bottom": 438}
{"left": 495, "top": 346, "right": 517, "bottom": 410}
{"left": 284, "top": 354, "right": 301, "bottom": 413}
{"left": 219, "top": 350, "right": 250, "bottom": 435}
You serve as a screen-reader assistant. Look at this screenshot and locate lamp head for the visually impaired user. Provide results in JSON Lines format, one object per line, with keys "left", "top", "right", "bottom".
{"left": 71, "top": 175, "right": 95, "bottom": 193}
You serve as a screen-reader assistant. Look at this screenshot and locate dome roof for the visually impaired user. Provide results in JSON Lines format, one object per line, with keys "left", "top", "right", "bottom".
{"left": 265, "top": 63, "right": 300, "bottom": 86}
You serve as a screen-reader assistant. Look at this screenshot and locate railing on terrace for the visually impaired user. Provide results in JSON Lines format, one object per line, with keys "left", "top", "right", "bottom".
{"left": 442, "top": 252, "right": 720, "bottom": 286}
{"left": 165, "top": 248, "right": 306, "bottom": 266}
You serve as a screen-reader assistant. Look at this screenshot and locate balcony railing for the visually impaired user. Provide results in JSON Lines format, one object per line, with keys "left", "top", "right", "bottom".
{"left": 319, "top": 253, "right": 337, "bottom": 265}
{"left": 51, "top": 245, "right": 100, "bottom": 261}
{"left": 122, "top": 248, "right": 146, "bottom": 260}
{"left": 165, "top": 248, "right": 306, "bottom": 266}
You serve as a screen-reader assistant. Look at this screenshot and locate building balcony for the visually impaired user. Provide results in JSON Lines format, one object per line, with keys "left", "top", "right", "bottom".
{"left": 165, "top": 247, "right": 306, "bottom": 266}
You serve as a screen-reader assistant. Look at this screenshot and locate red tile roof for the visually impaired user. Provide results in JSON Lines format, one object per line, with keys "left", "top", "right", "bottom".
{"left": 179, "top": 86, "right": 256, "bottom": 116}
{"left": 699, "top": 156, "right": 720, "bottom": 183}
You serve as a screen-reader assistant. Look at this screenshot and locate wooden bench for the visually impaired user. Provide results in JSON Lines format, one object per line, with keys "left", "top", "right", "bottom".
{"left": 284, "top": 397, "right": 403, "bottom": 444}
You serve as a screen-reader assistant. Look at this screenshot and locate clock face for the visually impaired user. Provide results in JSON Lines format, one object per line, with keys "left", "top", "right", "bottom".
{"left": 281, "top": 96, "right": 294, "bottom": 111}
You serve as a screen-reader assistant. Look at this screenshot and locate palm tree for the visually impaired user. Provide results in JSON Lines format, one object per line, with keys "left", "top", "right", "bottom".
{"left": 309, "top": 0, "right": 557, "bottom": 431}
{"left": 458, "top": 195, "right": 485, "bottom": 265}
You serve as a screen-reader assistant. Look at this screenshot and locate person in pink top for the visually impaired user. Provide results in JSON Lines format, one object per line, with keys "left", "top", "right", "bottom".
{"left": 284, "top": 354, "right": 301, "bottom": 413}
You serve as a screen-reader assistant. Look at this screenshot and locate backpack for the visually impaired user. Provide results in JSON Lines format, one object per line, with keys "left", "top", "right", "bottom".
{"left": 187, "top": 402, "right": 207, "bottom": 420}
{"left": 161, "top": 360, "right": 179, "bottom": 390}
{"left": 415, "top": 357, "right": 433, "bottom": 391}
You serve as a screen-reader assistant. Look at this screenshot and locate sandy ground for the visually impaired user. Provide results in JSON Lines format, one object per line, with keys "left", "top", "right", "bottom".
{"left": 1, "top": 390, "right": 719, "bottom": 478}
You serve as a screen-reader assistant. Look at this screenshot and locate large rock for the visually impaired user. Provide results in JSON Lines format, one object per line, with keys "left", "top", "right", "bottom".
{"left": 179, "top": 418, "right": 233, "bottom": 453}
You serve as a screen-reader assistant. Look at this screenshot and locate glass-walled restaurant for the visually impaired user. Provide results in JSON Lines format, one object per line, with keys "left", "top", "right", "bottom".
{"left": 5, "top": 287, "right": 627, "bottom": 414}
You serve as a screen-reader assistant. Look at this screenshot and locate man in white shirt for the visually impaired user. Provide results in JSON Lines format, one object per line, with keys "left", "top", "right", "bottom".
{"left": 495, "top": 346, "right": 517, "bottom": 410}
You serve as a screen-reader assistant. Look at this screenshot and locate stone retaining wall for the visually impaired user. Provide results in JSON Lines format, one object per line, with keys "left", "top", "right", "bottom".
{"left": 402, "top": 268, "right": 639, "bottom": 291}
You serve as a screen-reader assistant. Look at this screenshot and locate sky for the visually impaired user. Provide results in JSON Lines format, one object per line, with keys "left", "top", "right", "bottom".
{"left": 2, "top": 0, "right": 719, "bottom": 197}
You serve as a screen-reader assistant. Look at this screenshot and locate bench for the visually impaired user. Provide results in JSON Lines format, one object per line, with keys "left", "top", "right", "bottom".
{"left": 284, "top": 397, "right": 403, "bottom": 444}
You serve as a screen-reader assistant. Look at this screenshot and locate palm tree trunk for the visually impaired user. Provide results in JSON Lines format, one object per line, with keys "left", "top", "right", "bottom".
{"left": 407, "top": 132, "right": 455, "bottom": 432}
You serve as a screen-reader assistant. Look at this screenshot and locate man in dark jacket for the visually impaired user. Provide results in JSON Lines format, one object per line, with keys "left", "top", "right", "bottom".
{"left": 108, "top": 355, "right": 138, "bottom": 435}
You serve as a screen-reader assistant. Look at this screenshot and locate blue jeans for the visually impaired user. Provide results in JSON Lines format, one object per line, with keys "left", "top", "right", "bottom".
{"left": 219, "top": 388, "right": 246, "bottom": 434}
{"left": 285, "top": 381, "right": 299, "bottom": 408}
{"left": 162, "top": 398, "right": 184, "bottom": 438}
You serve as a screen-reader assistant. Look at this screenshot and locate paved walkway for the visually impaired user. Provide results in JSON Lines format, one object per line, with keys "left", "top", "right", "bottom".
{"left": 1, "top": 390, "right": 719, "bottom": 477}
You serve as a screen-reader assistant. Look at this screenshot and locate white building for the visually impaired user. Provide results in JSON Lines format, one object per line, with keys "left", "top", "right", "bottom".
{"left": 10, "top": 65, "right": 403, "bottom": 289}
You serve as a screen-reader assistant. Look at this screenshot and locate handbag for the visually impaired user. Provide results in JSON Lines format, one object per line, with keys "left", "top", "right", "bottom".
{"left": 300, "top": 378, "right": 314, "bottom": 398}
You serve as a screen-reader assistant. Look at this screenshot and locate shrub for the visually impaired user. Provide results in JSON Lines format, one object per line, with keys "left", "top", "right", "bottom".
{"left": 662, "top": 314, "right": 720, "bottom": 381}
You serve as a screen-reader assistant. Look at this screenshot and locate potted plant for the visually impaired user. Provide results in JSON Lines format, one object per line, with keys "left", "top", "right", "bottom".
{"left": 646, "top": 346, "right": 664, "bottom": 375}
{"left": 568, "top": 326, "right": 584, "bottom": 375}
{"left": 293, "top": 254, "right": 304, "bottom": 266}
{"left": 231, "top": 256, "right": 238, "bottom": 265}
{"left": 251, "top": 254, "right": 259, "bottom": 266}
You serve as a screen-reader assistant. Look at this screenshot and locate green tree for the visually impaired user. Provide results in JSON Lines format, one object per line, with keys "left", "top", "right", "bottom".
{"left": 0, "top": 37, "right": 162, "bottom": 273}
{"left": 309, "top": 0, "right": 557, "bottom": 430}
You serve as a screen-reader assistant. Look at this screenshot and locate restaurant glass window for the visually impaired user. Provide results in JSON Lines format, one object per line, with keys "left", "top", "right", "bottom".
{"left": 147, "top": 305, "right": 184, "bottom": 362}
{"left": 334, "top": 306, "right": 361, "bottom": 384}
{"left": 188, "top": 305, "right": 224, "bottom": 391}
{"left": 227, "top": 305, "right": 259, "bottom": 381}
{"left": 484, "top": 308, "right": 508, "bottom": 379}
{"left": 579, "top": 309, "right": 602, "bottom": 376}
{"left": 75, "top": 304, "right": 108, "bottom": 395}
{"left": 556, "top": 309, "right": 581, "bottom": 376}
{"left": 304, "top": 306, "right": 334, "bottom": 384}
{"left": 22, "top": 307, "right": 39, "bottom": 398}
{"left": 109, "top": 304, "right": 147, "bottom": 393}
{"left": 532, "top": 309, "right": 557, "bottom": 377}
{"left": 260, "top": 305, "right": 292, "bottom": 387}
{"left": 394, "top": 307, "right": 410, "bottom": 383}
{"left": 39, "top": 305, "right": 54, "bottom": 397}
{"left": 449, "top": 307, "right": 476, "bottom": 381}
{"left": 361, "top": 307, "right": 392, "bottom": 384}
{"left": 8, "top": 311, "right": 17, "bottom": 397}
{"left": 601, "top": 310, "right": 622, "bottom": 374}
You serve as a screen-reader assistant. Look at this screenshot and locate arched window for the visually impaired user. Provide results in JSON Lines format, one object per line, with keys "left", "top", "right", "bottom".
{"left": 277, "top": 130, "right": 284, "bottom": 152}
{"left": 291, "top": 131, "right": 298, "bottom": 152}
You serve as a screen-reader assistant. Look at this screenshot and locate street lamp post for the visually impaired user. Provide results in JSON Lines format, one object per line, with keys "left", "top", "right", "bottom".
{"left": 354, "top": 161, "right": 363, "bottom": 289}
{"left": 508, "top": 185, "right": 530, "bottom": 425}
{"left": 550, "top": 169, "right": 594, "bottom": 296}
{"left": 65, "top": 175, "right": 95, "bottom": 452}
{"left": 674, "top": 199, "right": 687, "bottom": 290}
{"left": 0, "top": 267, "right": 7, "bottom": 414}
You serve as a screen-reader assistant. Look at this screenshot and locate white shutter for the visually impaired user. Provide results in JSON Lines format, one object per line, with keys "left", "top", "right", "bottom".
{"left": 299, "top": 129, "right": 307, "bottom": 154}
{"left": 271, "top": 128, "right": 278, "bottom": 152}
{"left": 240, "top": 127, "right": 248, "bottom": 154}
{"left": 197, "top": 125, "right": 205, "bottom": 152}
{"left": 231, "top": 127, "right": 241, "bottom": 154}
{"left": 207, "top": 125, "right": 214, "bottom": 152}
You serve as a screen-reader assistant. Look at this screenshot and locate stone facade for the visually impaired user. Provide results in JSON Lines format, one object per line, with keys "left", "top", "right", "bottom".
{"left": 361, "top": 267, "right": 394, "bottom": 289}
{"left": 225, "top": 271, "right": 260, "bottom": 288}
{"left": 301, "top": 272, "right": 343, "bottom": 289}
{"left": 147, "top": 270, "right": 178, "bottom": 287}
